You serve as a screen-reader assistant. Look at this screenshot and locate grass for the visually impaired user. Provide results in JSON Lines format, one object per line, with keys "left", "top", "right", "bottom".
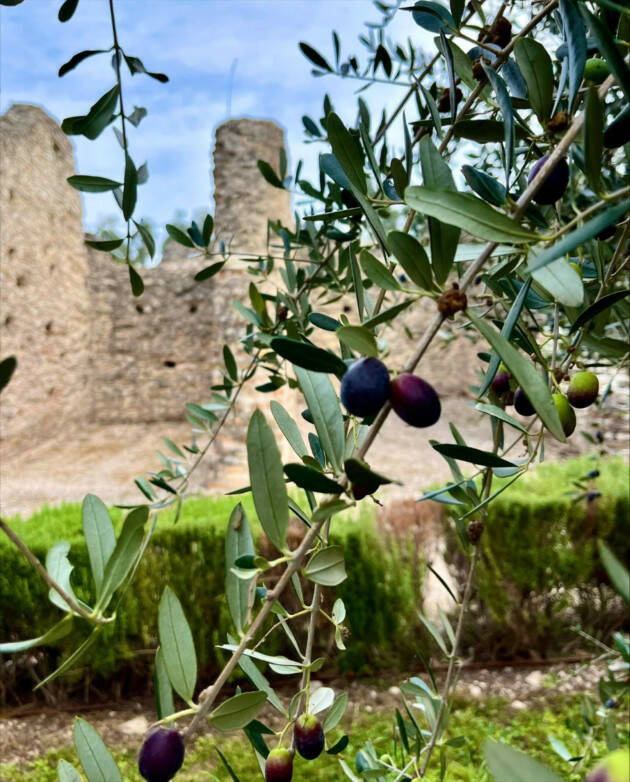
{"left": 1, "top": 694, "right": 628, "bottom": 781}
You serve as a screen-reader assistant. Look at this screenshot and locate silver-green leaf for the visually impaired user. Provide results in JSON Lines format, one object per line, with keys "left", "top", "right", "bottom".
{"left": 209, "top": 690, "right": 268, "bottom": 731}
{"left": 158, "top": 586, "right": 197, "bottom": 702}
{"left": 74, "top": 718, "right": 122, "bottom": 782}
{"left": 247, "top": 409, "right": 289, "bottom": 551}
{"left": 405, "top": 186, "right": 538, "bottom": 244}
{"left": 304, "top": 546, "right": 347, "bottom": 586}
{"left": 82, "top": 494, "right": 116, "bottom": 595}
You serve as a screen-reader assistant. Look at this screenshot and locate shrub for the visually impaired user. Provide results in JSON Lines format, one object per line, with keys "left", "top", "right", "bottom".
{"left": 442, "top": 457, "right": 630, "bottom": 658}
{"left": 0, "top": 495, "right": 422, "bottom": 701}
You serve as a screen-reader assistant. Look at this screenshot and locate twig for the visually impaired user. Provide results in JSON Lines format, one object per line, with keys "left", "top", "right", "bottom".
{"left": 0, "top": 518, "right": 102, "bottom": 624}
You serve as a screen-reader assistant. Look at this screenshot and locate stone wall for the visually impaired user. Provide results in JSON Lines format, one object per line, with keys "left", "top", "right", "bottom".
{"left": 86, "top": 117, "right": 294, "bottom": 425}
{"left": 0, "top": 105, "right": 91, "bottom": 446}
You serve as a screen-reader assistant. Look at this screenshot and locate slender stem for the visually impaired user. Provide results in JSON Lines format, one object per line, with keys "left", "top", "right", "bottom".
{"left": 291, "top": 583, "right": 322, "bottom": 738}
{"left": 551, "top": 302, "right": 560, "bottom": 387}
{"left": 172, "top": 349, "right": 261, "bottom": 496}
{"left": 184, "top": 515, "right": 329, "bottom": 742}
{"left": 108, "top": 0, "right": 131, "bottom": 256}
{"left": 0, "top": 518, "right": 105, "bottom": 624}
{"left": 417, "top": 547, "right": 481, "bottom": 778}
{"left": 548, "top": 186, "right": 630, "bottom": 240}
{"left": 561, "top": 219, "right": 630, "bottom": 372}
{"left": 418, "top": 422, "right": 501, "bottom": 777}
{"left": 251, "top": 608, "right": 311, "bottom": 653}
{"left": 372, "top": 3, "right": 480, "bottom": 145}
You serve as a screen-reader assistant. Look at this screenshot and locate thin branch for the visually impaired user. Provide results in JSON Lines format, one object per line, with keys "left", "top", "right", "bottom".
{"left": 184, "top": 513, "right": 330, "bottom": 742}
{"left": 0, "top": 518, "right": 102, "bottom": 624}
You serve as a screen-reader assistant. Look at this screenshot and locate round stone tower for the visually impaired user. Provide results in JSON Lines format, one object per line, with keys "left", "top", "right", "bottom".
{"left": 212, "top": 119, "right": 293, "bottom": 253}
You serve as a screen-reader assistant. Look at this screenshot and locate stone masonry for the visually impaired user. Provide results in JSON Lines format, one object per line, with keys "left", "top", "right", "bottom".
{"left": 1, "top": 110, "right": 293, "bottom": 447}
{"left": 0, "top": 105, "right": 91, "bottom": 447}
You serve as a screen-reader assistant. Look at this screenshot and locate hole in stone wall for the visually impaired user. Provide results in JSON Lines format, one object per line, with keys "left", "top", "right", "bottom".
{"left": 135, "top": 304, "right": 144, "bottom": 314}
{"left": 16, "top": 275, "right": 25, "bottom": 287}
{"left": 50, "top": 264, "right": 56, "bottom": 273}
{"left": 48, "top": 387, "right": 55, "bottom": 396}
{"left": 8, "top": 189, "right": 13, "bottom": 201}
{"left": 4, "top": 315, "right": 12, "bottom": 326}
{"left": 45, "top": 321, "right": 53, "bottom": 334}
{"left": 343, "top": 304, "right": 351, "bottom": 313}
{"left": 8, "top": 248, "right": 15, "bottom": 258}
{"left": 163, "top": 360, "right": 177, "bottom": 368}
{"left": 52, "top": 141, "right": 60, "bottom": 154}
{"left": 189, "top": 303, "right": 198, "bottom": 313}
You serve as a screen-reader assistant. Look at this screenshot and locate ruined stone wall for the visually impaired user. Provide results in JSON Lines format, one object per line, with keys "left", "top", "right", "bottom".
{"left": 87, "top": 255, "right": 242, "bottom": 424}
{"left": 0, "top": 105, "right": 91, "bottom": 447}
{"left": 87, "top": 118, "right": 294, "bottom": 427}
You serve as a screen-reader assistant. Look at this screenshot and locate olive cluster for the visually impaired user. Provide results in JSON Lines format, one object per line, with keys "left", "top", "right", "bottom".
{"left": 265, "top": 713, "right": 326, "bottom": 781}
{"left": 492, "top": 368, "right": 600, "bottom": 437}
{"left": 339, "top": 357, "right": 441, "bottom": 496}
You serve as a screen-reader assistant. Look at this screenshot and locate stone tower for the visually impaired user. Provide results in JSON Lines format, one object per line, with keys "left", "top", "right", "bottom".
{"left": 213, "top": 119, "right": 293, "bottom": 253}
{"left": 0, "top": 104, "right": 91, "bottom": 446}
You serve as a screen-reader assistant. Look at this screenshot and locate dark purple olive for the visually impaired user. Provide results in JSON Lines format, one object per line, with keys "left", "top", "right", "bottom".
{"left": 491, "top": 370, "right": 511, "bottom": 396}
{"left": 514, "top": 387, "right": 536, "bottom": 417}
{"left": 265, "top": 748, "right": 293, "bottom": 782}
{"left": 138, "top": 728, "right": 185, "bottom": 782}
{"left": 528, "top": 154, "right": 570, "bottom": 204}
{"left": 340, "top": 357, "right": 390, "bottom": 418}
{"left": 294, "top": 713, "right": 325, "bottom": 760}
{"left": 390, "top": 373, "right": 441, "bottom": 428}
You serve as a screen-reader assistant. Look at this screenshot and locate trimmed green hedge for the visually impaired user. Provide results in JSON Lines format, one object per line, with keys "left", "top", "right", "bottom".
{"left": 0, "top": 495, "right": 422, "bottom": 700}
{"left": 443, "top": 456, "right": 630, "bottom": 658}
{"left": 1, "top": 457, "right": 627, "bottom": 700}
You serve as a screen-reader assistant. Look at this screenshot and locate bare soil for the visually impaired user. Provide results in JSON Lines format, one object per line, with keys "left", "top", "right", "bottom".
{"left": 0, "top": 660, "right": 607, "bottom": 769}
{"left": 2, "top": 395, "right": 627, "bottom": 519}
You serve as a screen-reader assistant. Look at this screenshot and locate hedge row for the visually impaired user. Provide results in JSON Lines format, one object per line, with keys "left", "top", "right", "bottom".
{"left": 443, "top": 456, "right": 630, "bottom": 658}
{"left": 1, "top": 457, "right": 627, "bottom": 701}
{"left": 0, "top": 495, "right": 422, "bottom": 700}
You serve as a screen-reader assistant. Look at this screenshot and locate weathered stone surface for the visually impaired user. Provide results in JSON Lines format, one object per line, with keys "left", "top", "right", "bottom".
{"left": 213, "top": 118, "right": 293, "bottom": 254}
{"left": 0, "top": 104, "right": 91, "bottom": 446}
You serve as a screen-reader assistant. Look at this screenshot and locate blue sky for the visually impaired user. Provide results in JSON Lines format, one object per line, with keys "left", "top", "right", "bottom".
{"left": 1, "top": 0, "right": 433, "bottom": 246}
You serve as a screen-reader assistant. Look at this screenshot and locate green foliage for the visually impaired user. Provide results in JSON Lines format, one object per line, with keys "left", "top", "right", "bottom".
{"left": 445, "top": 457, "right": 630, "bottom": 657}
{"left": 0, "top": 495, "right": 421, "bottom": 696}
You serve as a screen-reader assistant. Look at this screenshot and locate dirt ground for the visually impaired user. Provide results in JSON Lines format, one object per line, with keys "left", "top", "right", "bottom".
{"left": 1, "top": 393, "right": 627, "bottom": 519}
{"left": 0, "top": 659, "right": 609, "bottom": 769}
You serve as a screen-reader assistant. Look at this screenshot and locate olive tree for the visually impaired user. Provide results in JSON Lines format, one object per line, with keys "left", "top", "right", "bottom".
{"left": 0, "top": 0, "right": 628, "bottom": 780}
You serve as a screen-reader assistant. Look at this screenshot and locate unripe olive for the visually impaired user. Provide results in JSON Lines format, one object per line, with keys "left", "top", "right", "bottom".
{"left": 586, "top": 748, "right": 630, "bottom": 782}
{"left": 528, "top": 155, "right": 570, "bottom": 205}
{"left": 567, "top": 371, "right": 599, "bottom": 408}
{"left": 553, "top": 393, "right": 576, "bottom": 437}
{"left": 583, "top": 57, "right": 610, "bottom": 84}
{"left": 265, "top": 748, "right": 294, "bottom": 782}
